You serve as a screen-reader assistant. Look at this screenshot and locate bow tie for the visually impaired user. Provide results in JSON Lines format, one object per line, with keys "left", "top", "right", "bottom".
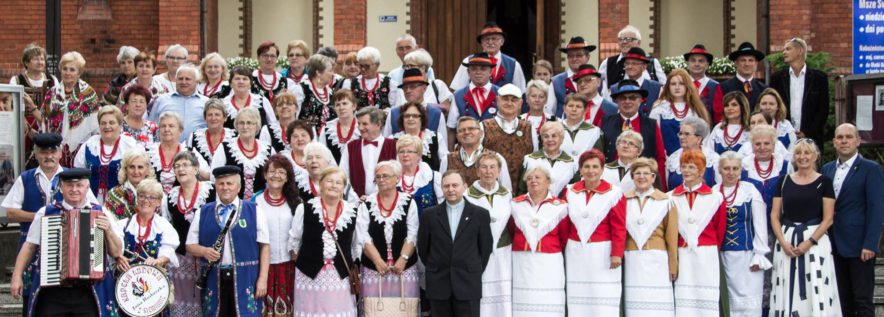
{"left": 363, "top": 139, "right": 379, "bottom": 147}
{"left": 472, "top": 86, "right": 486, "bottom": 95}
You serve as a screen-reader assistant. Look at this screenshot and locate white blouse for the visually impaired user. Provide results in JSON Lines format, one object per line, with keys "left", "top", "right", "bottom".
{"left": 114, "top": 214, "right": 181, "bottom": 268}
{"left": 355, "top": 192, "right": 419, "bottom": 257}
{"left": 255, "top": 193, "right": 297, "bottom": 264}
{"left": 399, "top": 161, "right": 444, "bottom": 204}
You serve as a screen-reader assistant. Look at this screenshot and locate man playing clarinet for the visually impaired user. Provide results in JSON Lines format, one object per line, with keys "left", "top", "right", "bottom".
{"left": 10, "top": 168, "right": 123, "bottom": 316}
{"left": 186, "top": 166, "right": 270, "bottom": 317}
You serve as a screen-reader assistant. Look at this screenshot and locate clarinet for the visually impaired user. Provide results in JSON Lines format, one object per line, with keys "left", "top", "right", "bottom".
{"left": 196, "top": 203, "right": 240, "bottom": 289}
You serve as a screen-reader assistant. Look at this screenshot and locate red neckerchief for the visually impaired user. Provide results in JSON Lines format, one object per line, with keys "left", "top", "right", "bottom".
{"left": 466, "top": 86, "right": 496, "bottom": 116}
{"left": 203, "top": 80, "right": 223, "bottom": 96}
{"left": 361, "top": 75, "right": 381, "bottom": 106}
{"left": 489, "top": 56, "right": 506, "bottom": 84}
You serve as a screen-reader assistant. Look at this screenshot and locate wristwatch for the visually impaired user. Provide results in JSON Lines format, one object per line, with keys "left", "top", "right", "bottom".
{"left": 808, "top": 237, "right": 818, "bottom": 245}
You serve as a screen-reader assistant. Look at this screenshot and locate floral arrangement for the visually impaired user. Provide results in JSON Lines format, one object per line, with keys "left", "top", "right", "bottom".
{"left": 225, "top": 56, "right": 289, "bottom": 71}
{"left": 660, "top": 56, "right": 736, "bottom": 76}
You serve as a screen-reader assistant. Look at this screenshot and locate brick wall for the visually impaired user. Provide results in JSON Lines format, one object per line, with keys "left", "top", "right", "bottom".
{"left": 768, "top": 0, "right": 852, "bottom": 74}
{"left": 598, "top": 0, "right": 630, "bottom": 60}
{"left": 333, "top": 0, "right": 366, "bottom": 55}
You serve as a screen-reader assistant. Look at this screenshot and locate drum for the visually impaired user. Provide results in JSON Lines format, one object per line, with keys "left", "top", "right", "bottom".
{"left": 115, "top": 264, "right": 172, "bottom": 317}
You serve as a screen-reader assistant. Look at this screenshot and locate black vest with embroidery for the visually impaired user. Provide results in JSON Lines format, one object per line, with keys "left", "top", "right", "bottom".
{"left": 219, "top": 140, "right": 270, "bottom": 198}
{"left": 167, "top": 185, "right": 216, "bottom": 254}
{"left": 298, "top": 82, "right": 337, "bottom": 132}
{"left": 351, "top": 76, "right": 393, "bottom": 110}
{"left": 251, "top": 74, "right": 288, "bottom": 101}
{"left": 295, "top": 199, "right": 357, "bottom": 279}
{"left": 360, "top": 197, "right": 418, "bottom": 271}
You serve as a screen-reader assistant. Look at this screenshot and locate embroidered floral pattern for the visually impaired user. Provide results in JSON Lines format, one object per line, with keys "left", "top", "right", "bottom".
{"left": 42, "top": 80, "right": 99, "bottom": 135}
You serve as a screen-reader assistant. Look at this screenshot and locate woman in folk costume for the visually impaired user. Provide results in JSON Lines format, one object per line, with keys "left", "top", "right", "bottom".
{"left": 294, "top": 143, "right": 359, "bottom": 205}
{"left": 510, "top": 165, "right": 570, "bottom": 316}
{"left": 756, "top": 88, "right": 798, "bottom": 150}
{"left": 299, "top": 54, "right": 337, "bottom": 132}
{"left": 670, "top": 149, "right": 727, "bottom": 317}
{"left": 148, "top": 112, "right": 210, "bottom": 194}
{"left": 117, "top": 51, "right": 171, "bottom": 108}
{"left": 113, "top": 179, "right": 179, "bottom": 316}
{"left": 281, "top": 40, "right": 310, "bottom": 85}
{"left": 649, "top": 68, "right": 712, "bottom": 156}
{"left": 74, "top": 105, "right": 138, "bottom": 203}
{"left": 665, "top": 116, "right": 720, "bottom": 190}
{"left": 562, "top": 149, "right": 627, "bottom": 316}
{"left": 251, "top": 41, "right": 297, "bottom": 105}
{"left": 714, "top": 151, "right": 772, "bottom": 317}
{"left": 391, "top": 101, "right": 448, "bottom": 171}
{"left": 188, "top": 99, "right": 237, "bottom": 165}
{"left": 355, "top": 161, "right": 420, "bottom": 307}
{"left": 518, "top": 121, "right": 578, "bottom": 197}
{"left": 321, "top": 90, "right": 361, "bottom": 164}
{"left": 197, "top": 52, "right": 230, "bottom": 99}
{"left": 519, "top": 79, "right": 557, "bottom": 135}
{"left": 260, "top": 92, "right": 299, "bottom": 153}
{"left": 288, "top": 167, "right": 363, "bottom": 316}
{"left": 104, "top": 150, "right": 155, "bottom": 221}
{"left": 342, "top": 47, "right": 395, "bottom": 110}
{"left": 102, "top": 46, "right": 139, "bottom": 105}
{"left": 160, "top": 151, "right": 215, "bottom": 316}
{"left": 211, "top": 107, "right": 276, "bottom": 200}
{"left": 769, "top": 139, "right": 841, "bottom": 316}
{"left": 742, "top": 111, "right": 792, "bottom": 161}
{"left": 120, "top": 85, "right": 158, "bottom": 147}
{"left": 706, "top": 91, "right": 751, "bottom": 155}
{"left": 225, "top": 66, "right": 278, "bottom": 135}
{"left": 602, "top": 130, "right": 643, "bottom": 193}
{"left": 395, "top": 135, "right": 442, "bottom": 215}
{"left": 44, "top": 51, "right": 103, "bottom": 166}
{"left": 559, "top": 93, "right": 602, "bottom": 158}
{"left": 254, "top": 155, "right": 302, "bottom": 316}
{"left": 464, "top": 152, "right": 513, "bottom": 316}
{"left": 622, "top": 158, "right": 678, "bottom": 316}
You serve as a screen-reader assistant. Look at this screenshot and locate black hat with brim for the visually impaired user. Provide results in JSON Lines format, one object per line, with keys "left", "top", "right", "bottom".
{"left": 462, "top": 52, "right": 495, "bottom": 67}
{"left": 397, "top": 68, "right": 430, "bottom": 88}
{"left": 559, "top": 36, "right": 597, "bottom": 53}
{"left": 610, "top": 79, "right": 649, "bottom": 99}
{"left": 728, "top": 42, "right": 765, "bottom": 61}
{"left": 476, "top": 22, "right": 507, "bottom": 43}
{"left": 213, "top": 166, "right": 243, "bottom": 179}
{"left": 32, "top": 133, "right": 63, "bottom": 150}
{"left": 572, "top": 64, "right": 602, "bottom": 81}
{"left": 683, "top": 44, "right": 715, "bottom": 64}
{"left": 623, "top": 47, "right": 650, "bottom": 63}
{"left": 58, "top": 168, "right": 91, "bottom": 182}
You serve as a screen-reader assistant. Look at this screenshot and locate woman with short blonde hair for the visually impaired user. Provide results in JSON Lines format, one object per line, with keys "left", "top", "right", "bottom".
{"left": 75, "top": 105, "right": 139, "bottom": 203}
{"left": 43, "top": 51, "right": 103, "bottom": 166}
{"left": 211, "top": 107, "right": 276, "bottom": 200}
{"left": 105, "top": 150, "right": 155, "bottom": 221}
{"left": 198, "top": 52, "right": 230, "bottom": 98}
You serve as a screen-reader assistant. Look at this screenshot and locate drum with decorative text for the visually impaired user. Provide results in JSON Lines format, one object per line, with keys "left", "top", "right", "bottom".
{"left": 115, "top": 264, "right": 171, "bottom": 317}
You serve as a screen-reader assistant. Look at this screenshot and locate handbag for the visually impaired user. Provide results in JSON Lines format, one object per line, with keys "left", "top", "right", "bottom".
{"left": 363, "top": 274, "right": 420, "bottom": 317}
{"left": 332, "top": 233, "right": 361, "bottom": 296}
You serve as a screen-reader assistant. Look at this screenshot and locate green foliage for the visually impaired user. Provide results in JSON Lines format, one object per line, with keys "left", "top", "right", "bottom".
{"left": 660, "top": 56, "right": 736, "bottom": 76}
{"left": 765, "top": 52, "right": 835, "bottom": 74}
{"left": 224, "top": 57, "right": 288, "bottom": 72}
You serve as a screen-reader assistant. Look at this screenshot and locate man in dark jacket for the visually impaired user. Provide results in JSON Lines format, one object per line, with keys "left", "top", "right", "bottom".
{"left": 768, "top": 37, "right": 830, "bottom": 145}
{"left": 418, "top": 170, "right": 493, "bottom": 317}
{"left": 719, "top": 42, "right": 767, "bottom": 110}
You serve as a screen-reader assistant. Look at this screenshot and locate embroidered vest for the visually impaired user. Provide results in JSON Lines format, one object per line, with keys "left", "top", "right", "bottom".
{"left": 295, "top": 200, "right": 357, "bottom": 279}
{"left": 482, "top": 118, "right": 534, "bottom": 184}
{"left": 722, "top": 200, "right": 754, "bottom": 251}
{"left": 361, "top": 197, "right": 418, "bottom": 271}
{"left": 352, "top": 76, "right": 393, "bottom": 110}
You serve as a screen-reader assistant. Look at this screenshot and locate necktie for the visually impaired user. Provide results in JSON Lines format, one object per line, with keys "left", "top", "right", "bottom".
{"left": 218, "top": 204, "right": 233, "bottom": 228}
{"left": 584, "top": 100, "right": 595, "bottom": 120}
{"left": 363, "top": 139, "right": 378, "bottom": 147}
{"left": 743, "top": 81, "right": 751, "bottom": 95}
{"left": 472, "top": 87, "right": 486, "bottom": 112}
{"left": 622, "top": 118, "right": 632, "bottom": 131}
{"left": 693, "top": 80, "right": 701, "bottom": 90}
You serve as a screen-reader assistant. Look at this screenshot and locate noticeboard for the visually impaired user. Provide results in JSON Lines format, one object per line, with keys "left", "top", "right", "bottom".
{"left": 0, "top": 85, "right": 25, "bottom": 221}
{"left": 854, "top": 0, "right": 884, "bottom": 74}
{"left": 841, "top": 73, "right": 884, "bottom": 145}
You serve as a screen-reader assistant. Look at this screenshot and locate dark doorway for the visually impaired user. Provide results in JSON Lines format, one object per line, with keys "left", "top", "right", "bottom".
{"left": 487, "top": 0, "right": 537, "bottom": 78}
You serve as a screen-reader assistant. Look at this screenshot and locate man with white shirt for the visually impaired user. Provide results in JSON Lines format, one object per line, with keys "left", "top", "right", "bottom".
{"left": 822, "top": 124, "right": 884, "bottom": 317}
{"left": 599, "top": 25, "right": 667, "bottom": 91}
{"left": 448, "top": 52, "right": 500, "bottom": 149}
{"left": 573, "top": 64, "right": 618, "bottom": 126}
{"left": 340, "top": 106, "right": 397, "bottom": 197}
{"left": 481, "top": 84, "right": 537, "bottom": 185}
{"left": 606, "top": 47, "right": 662, "bottom": 115}
{"left": 768, "top": 37, "right": 829, "bottom": 145}
{"left": 549, "top": 36, "right": 596, "bottom": 117}
{"left": 684, "top": 44, "right": 724, "bottom": 123}
{"left": 450, "top": 22, "right": 526, "bottom": 92}
{"left": 720, "top": 42, "right": 768, "bottom": 110}
{"left": 149, "top": 63, "right": 208, "bottom": 142}
{"left": 388, "top": 34, "right": 436, "bottom": 88}
{"left": 186, "top": 166, "right": 270, "bottom": 317}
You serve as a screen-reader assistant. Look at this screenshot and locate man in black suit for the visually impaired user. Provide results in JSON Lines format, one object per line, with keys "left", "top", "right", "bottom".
{"left": 769, "top": 37, "right": 830, "bottom": 145}
{"left": 720, "top": 42, "right": 768, "bottom": 109}
{"left": 418, "top": 170, "right": 493, "bottom": 317}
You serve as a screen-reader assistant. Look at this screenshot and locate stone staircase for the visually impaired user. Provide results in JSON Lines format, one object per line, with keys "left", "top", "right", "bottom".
{"left": 877, "top": 257, "right": 884, "bottom": 317}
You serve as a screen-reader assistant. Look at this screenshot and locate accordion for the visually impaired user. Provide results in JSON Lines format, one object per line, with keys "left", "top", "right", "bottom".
{"left": 39, "top": 208, "right": 106, "bottom": 287}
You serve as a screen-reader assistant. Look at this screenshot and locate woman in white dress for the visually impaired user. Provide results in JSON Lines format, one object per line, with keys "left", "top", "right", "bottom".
{"left": 519, "top": 80, "right": 556, "bottom": 136}
{"left": 559, "top": 94, "right": 602, "bottom": 158}
{"left": 288, "top": 167, "right": 363, "bottom": 316}
{"left": 519, "top": 122, "right": 578, "bottom": 197}
{"left": 714, "top": 151, "right": 772, "bottom": 317}
{"left": 510, "top": 165, "right": 570, "bottom": 317}
{"left": 601, "top": 130, "right": 643, "bottom": 193}
{"left": 622, "top": 157, "right": 677, "bottom": 317}
{"left": 464, "top": 152, "right": 513, "bottom": 316}
{"left": 769, "top": 140, "right": 841, "bottom": 316}
{"left": 670, "top": 149, "right": 727, "bottom": 317}
{"left": 563, "top": 149, "right": 626, "bottom": 316}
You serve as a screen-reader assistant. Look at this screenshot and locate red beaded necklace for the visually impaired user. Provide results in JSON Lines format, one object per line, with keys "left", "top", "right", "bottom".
{"left": 159, "top": 144, "right": 180, "bottom": 172}
{"left": 99, "top": 138, "right": 121, "bottom": 165}
{"left": 311, "top": 80, "right": 329, "bottom": 104}
{"left": 205, "top": 129, "right": 223, "bottom": 156}
{"left": 321, "top": 199, "right": 343, "bottom": 231}
{"left": 377, "top": 191, "right": 398, "bottom": 218}
{"left": 400, "top": 164, "right": 420, "bottom": 193}
{"left": 308, "top": 179, "right": 319, "bottom": 196}
{"left": 136, "top": 214, "right": 154, "bottom": 245}
{"left": 231, "top": 94, "right": 251, "bottom": 111}
{"left": 263, "top": 190, "right": 286, "bottom": 206}
{"left": 337, "top": 119, "right": 356, "bottom": 144}
{"left": 720, "top": 182, "right": 739, "bottom": 207}
{"left": 238, "top": 138, "right": 259, "bottom": 159}
{"left": 723, "top": 124, "right": 744, "bottom": 147}
{"left": 754, "top": 158, "right": 774, "bottom": 178}
{"left": 177, "top": 182, "right": 200, "bottom": 215}
{"left": 670, "top": 102, "right": 690, "bottom": 119}
{"left": 290, "top": 150, "right": 306, "bottom": 169}
{"left": 258, "top": 71, "right": 277, "bottom": 92}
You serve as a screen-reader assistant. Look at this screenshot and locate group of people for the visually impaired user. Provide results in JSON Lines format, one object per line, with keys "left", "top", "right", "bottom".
{"left": 2, "top": 21, "right": 880, "bottom": 317}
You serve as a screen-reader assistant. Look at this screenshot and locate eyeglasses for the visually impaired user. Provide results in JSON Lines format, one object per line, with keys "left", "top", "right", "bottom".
{"left": 266, "top": 169, "right": 287, "bottom": 177}
{"left": 457, "top": 126, "right": 480, "bottom": 133}
{"left": 402, "top": 114, "right": 422, "bottom": 119}
{"left": 173, "top": 163, "right": 193, "bottom": 169}
{"left": 359, "top": 63, "right": 375, "bottom": 69}
{"left": 398, "top": 150, "right": 419, "bottom": 155}
{"left": 166, "top": 56, "right": 187, "bottom": 61}
{"left": 288, "top": 53, "right": 304, "bottom": 58}
{"left": 260, "top": 54, "right": 278, "bottom": 59}
{"left": 632, "top": 171, "right": 654, "bottom": 177}
{"left": 375, "top": 173, "right": 396, "bottom": 181}
{"left": 138, "top": 195, "right": 162, "bottom": 202}
{"left": 618, "top": 37, "right": 638, "bottom": 43}
{"left": 617, "top": 140, "right": 640, "bottom": 148}
{"left": 677, "top": 132, "right": 699, "bottom": 137}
